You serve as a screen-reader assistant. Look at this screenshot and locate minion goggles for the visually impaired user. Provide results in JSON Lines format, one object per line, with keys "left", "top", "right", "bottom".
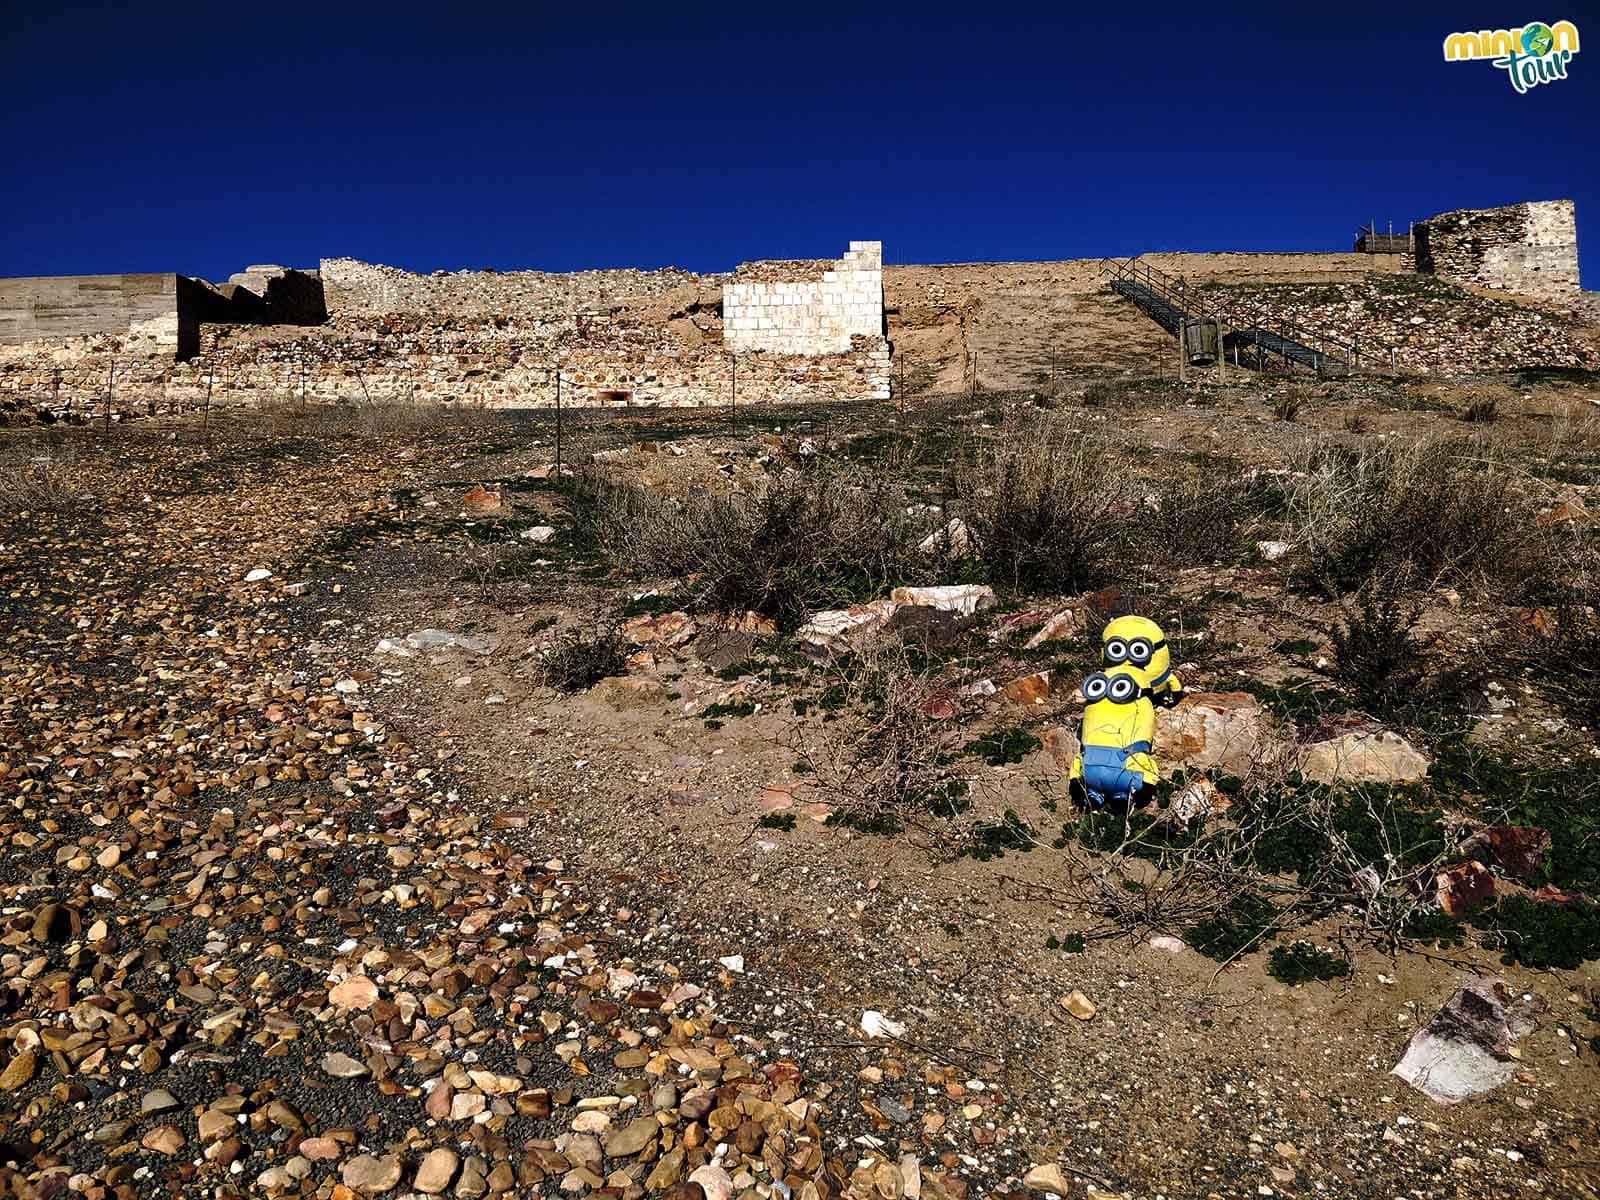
{"left": 1102, "top": 636, "right": 1164, "bottom": 668}
{"left": 1080, "top": 671, "right": 1146, "bottom": 704}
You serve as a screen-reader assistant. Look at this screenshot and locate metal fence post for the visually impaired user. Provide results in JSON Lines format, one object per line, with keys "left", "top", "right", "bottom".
{"left": 104, "top": 360, "right": 116, "bottom": 433}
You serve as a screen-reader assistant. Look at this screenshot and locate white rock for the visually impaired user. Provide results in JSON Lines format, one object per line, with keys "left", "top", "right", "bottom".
{"left": 404, "top": 629, "right": 491, "bottom": 654}
{"left": 521, "top": 525, "right": 557, "bottom": 543}
{"left": 889, "top": 584, "right": 995, "bottom": 617}
{"left": 718, "top": 955, "right": 745, "bottom": 973}
{"left": 244, "top": 568, "right": 272, "bottom": 582}
{"left": 796, "top": 600, "right": 899, "bottom": 658}
{"left": 1156, "top": 693, "right": 1287, "bottom": 777}
{"left": 1148, "top": 935, "right": 1187, "bottom": 953}
{"left": 689, "top": 1164, "right": 734, "bottom": 1200}
{"left": 860, "top": 1010, "right": 907, "bottom": 1040}
{"left": 1256, "top": 540, "right": 1291, "bottom": 561}
{"left": 1393, "top": 976, "right": 1534, "bottom": 1104}
{"left": 917, "top": 519, "right": 971, "bottom": 557}
{"left": 1299, "top": 730, "right": 1430, "bottom": 784}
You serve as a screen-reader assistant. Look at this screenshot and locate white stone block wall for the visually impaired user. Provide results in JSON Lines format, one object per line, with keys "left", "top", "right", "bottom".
{"left": 722, "top": 241, "right": 884, "bottom": 355}
{"left": 1412, "top": 200, "right": 1582, "bottom": 302}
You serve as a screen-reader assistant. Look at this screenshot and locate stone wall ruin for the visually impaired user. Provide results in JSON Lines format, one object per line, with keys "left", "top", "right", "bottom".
{"left": 723, "top": 241, "right": 884, "bottom": 355}
{"left": 0, "top": 266, "right": 325, "bottom": 360}
{"left": 1411, "top": 200, "right": 1581, "bottom": 302}
{"left": 1, "top": 243, "right": 894, "bottom": 416}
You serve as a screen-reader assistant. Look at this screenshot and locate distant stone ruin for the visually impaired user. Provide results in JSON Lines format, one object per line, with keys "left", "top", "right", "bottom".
{"left": 1410, "top": 199, "right": 1581, "bottom": 303}
{"left": 0, "top": 202, "right": 1592, "bottom": 423}
{"left": 0, "top": 267, "right": 323, "bottom": 359}
{"left": 724, "top": 241, "right": 885, "bottom": 355}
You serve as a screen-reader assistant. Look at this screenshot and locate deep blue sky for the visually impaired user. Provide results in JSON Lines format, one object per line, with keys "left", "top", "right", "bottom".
{"left": 2, "top": 3, "right": 1594, "bottom": 285}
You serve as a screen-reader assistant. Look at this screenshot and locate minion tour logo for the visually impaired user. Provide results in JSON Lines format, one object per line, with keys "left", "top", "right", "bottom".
{"left": 1443, "top": 20, "right": 1580, "bottom": 92}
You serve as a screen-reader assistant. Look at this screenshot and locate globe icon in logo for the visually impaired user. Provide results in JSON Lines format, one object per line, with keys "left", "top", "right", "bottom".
{"left": 1521, "top": 22, "right": 1554, "bottom": 56}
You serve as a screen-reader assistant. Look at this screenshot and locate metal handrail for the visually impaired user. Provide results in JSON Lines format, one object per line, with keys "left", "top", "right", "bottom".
{"left": 1112, "top": 255, "right": 1372, "bottom": 370}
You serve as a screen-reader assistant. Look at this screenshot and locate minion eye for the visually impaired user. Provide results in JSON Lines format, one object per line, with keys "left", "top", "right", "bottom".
{"left": 1082, "top": 673, "right": 1109, "bottom": 701}
{"left": 1109, "top": 675, "right": 1137, "bottom": 702}
{"left": 1128, "top": 639, "right": 1152, "bottom": 665}
{"left": 1105, "top": 639, "right": 1129, "bottom": 663}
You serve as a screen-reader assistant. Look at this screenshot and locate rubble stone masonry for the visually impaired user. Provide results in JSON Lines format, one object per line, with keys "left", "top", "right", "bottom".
{"left": 1411, "top": 200, "right": 1581, "bottom": 302}
{"left": 320, "top": 257, "right": 708, "bottom": 319}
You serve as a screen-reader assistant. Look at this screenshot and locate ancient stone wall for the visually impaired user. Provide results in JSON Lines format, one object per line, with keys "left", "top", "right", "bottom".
{"left": 723, "top": 241, "right": 884, "bottom": 354}
{"left": 0, "top": 268, "right": 325, "bottom": 361}
{"left": 1411, "top": 200, "right": 1580, "bottom": 301}
{"left": 0, "top": 274, "right": 188, "bottom": 351}
{"left": 228, "top": 266, "right": 328, "bottom": 324}
{"left": 320, "top": 258, "right": 708, "bottom": 320}
{"left": 0, "top": 322, "right": 891, "bottom": 415}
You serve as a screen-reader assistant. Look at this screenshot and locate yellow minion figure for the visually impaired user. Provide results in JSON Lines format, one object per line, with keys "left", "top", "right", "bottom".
{"left": 1101, "top": 615, "right": 1184, "bottom": 709}
{"left": 1068, "top": 669, "right": 1159, "bottom": 810}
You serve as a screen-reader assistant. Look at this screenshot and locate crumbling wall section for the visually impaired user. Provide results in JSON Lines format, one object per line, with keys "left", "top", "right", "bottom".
{"left": 1411, "top": 200, "right": 1580, "bottom": 301}
{"left": 320, "top": 258, "right": 707, "bottom": 320}
{"left": 724, "top": 241, "right": 884, "bottom": 354}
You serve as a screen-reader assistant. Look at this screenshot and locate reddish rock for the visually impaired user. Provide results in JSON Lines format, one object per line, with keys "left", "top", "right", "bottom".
{"left": 1436, "top": 861, "right": 1496, "bottom": 916}
{"left": 757, "top": 785, "right": 796, "bottom": 813}
{"left": 718, "top": 611, "right": 778, "bottom": 636}
{"left": 1480, "top": 826, "right": 1551, "bottom": 878}
{"left": 622, "top": 611, "right": 696, "bottom": 647}
{"left": 1514, "top": 607, "right": 1557, "bottom": 637}
{"left": 922, "top": 691, "right": 958, "bottom": 720}
{"left": 1085, "top": 586, "right": 1123, "bottom": 617}
{"left": 462, "top": 485, "right": 503, "bottom": 515}
{"left": 1001, "top": 670, "right": 1056, "bottom": 706}
{"left": 1536, "top": 497, "right": 1592, "bottom": 527}
{"left": 1532, "top": 885, "right": 1584, "bottom": 906}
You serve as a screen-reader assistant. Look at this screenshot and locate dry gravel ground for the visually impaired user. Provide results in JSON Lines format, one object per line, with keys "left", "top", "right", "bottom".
{"left": 3, "top": 379, "right": 1600, "bottom": 1200}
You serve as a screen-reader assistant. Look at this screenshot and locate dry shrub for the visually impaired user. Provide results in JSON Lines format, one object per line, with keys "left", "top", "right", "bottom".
{"left": 1049, "top": 773, "right": 1470, "bottom": 958}
{"left": 348, "top": 401, "right": 451, "bottom": 435}
{"left": 1330, "top": 570, "right": 1430, "bottom": 715}
{"left": 569, "top": 463, "right": 937, "bottom": 629}
{"left": 786, "top": 636, "right": 966, "bottom": 833}
{"left": 1285, "top": 437, "right": 1553, "bottom": 595}
{"left": 1512, "top": 567, "right": 1600, "bottom": 729}
{"left": 537, "top": 619, "right": 630, "bottom": 692}
{"left": 1138, "top": 473, "right": 1261, "bottom": 568}
{"left": 956, "top": 416, "right": 1130, "bottom": 592}
{"left": 0, "top": 452, "right": 82, "bottom": 514}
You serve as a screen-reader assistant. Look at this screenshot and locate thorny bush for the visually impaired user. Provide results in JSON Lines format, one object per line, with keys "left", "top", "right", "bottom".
{"left": 1052, "top": 771, "right": 1473, "bottom": 962}
{"left": 0, "top": 450, "right": 82, "bottom": 514}
{"left": 1330, "top": 570, "right": 1431, "bottom": 715}
{"left": 537, "top": 619, "right": 631, "bottom": 692}
{"left": 1284, "top": 438, "right": 1556, "bottom": 596}
{"left": 568, "top": 462, "right": 940, "bottom": 629}
{"left": 955, "top": 417, "right": 1130, "bottom": 593}
{"left": 1137, "top": 473, "right": 1263, "bottom": 568}
{"left": 785, "top": 636, "right": 967, "bottom": 837}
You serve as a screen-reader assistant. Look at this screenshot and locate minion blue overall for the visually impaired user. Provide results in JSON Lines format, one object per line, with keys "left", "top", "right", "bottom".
{"left": 1068, "top": 669, "right": 1160, "bottom": 810}
{"left": 1100, "top": 615, "right": 1184, "bottom": 709}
